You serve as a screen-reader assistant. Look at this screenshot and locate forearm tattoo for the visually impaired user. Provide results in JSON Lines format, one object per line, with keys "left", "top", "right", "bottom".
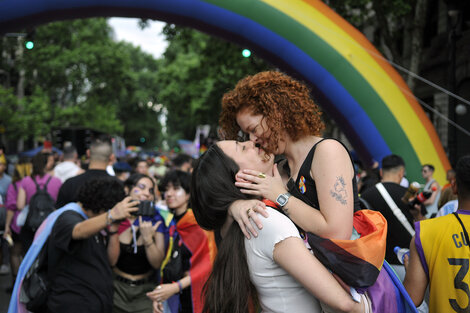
{"left": 330, "top": 176, "right": 347, "bottom": 205}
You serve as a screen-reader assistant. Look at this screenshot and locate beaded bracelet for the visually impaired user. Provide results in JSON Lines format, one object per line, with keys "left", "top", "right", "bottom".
{"left": 173, "top": 280, "right": 183, "bottom": 293}
{"left": 106, "top": 210, "right": 116, "bottom": 226}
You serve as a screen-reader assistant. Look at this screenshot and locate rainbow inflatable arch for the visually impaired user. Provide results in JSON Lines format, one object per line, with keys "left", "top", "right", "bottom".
{"left": 0, "top": 0, "right": 450, "bottom": 183}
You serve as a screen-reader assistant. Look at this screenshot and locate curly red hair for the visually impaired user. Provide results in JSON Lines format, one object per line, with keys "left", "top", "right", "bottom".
{"left": 219, "top": 71, "right": 325, "bottom": 154}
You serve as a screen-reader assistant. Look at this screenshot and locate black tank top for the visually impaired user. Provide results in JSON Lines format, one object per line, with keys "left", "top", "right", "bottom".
{"left": 284, "top": 138, "right": 361, "bottom": 212}
{"left": 115, "top": 242, "right": 153, "bottom": 275}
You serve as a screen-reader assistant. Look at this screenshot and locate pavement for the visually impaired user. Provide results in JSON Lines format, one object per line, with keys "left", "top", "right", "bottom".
{"left": 0, "top": 268, "right": 13, "bottom": 313}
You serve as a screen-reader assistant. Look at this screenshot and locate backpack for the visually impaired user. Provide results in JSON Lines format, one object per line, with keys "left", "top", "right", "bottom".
{"left": 19, "top": 239, "right": 53, "bottom": 312}
{"left": 25, "top": 176, "right": 55, "bottom": 232}
{"left": 15, "top": 205, "right": 87, "bottom": 313}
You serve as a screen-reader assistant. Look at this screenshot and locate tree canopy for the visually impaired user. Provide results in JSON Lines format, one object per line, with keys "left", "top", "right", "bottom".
{"left": 0, "top": 18, "right": 272, "bottom": 150}
{"left": 0, "top": 18, "right": 163, "bottom": 149}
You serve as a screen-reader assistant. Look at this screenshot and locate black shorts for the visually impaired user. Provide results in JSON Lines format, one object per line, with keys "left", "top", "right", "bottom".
{"left": 11, "top": 230, "right": 21, "bottom": 243}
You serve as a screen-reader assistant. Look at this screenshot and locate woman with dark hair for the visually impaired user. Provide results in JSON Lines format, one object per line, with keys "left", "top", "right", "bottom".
{"left": 3, "top": 163, "right": 31, "bottom": 290}
{"left": 146, "top": 170, "right": 217, "bottom": 313}
{"left": 17, "top": 153, "right": 62, "bottom": 252}
{"left": 189, "top": 141, "right": 366, "bottom": 313}
{"left": 107, "top": 173, "right": 166, "bottom": 313}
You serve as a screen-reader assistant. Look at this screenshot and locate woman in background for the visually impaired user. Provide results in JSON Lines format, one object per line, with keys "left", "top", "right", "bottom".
{"left": 3, "top": 162, "right": 32, "bottom": 290}
{"left": 108, "top": 173, "right": 166, "bottom": 313}
{"left": 147, "top": 170, "right": 217, "bottom": 313}
{"left": 17, "top": 153, "right": 62, "bottom": 252}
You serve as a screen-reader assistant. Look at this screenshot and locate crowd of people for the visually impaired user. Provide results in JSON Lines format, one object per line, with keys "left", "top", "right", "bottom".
{"left": 0, "top": 70, "right": 467, "bottom": 313}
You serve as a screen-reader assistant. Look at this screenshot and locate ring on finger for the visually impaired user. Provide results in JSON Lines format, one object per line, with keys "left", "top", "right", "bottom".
{"left": 257, "top": 172, "right": 266, "bottom": 179}
{"left": 157, "top": 285, "right": 162, "bottom": 290}
{"left": 246, "top": 208, "right": 252, "bottom": 215}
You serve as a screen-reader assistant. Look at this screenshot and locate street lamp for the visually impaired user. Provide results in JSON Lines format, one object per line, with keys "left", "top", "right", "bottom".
{"left": 25, "top": 40, "right": 34, "bottom": 50}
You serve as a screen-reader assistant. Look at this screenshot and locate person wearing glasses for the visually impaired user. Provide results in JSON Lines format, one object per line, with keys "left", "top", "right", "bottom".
{"left": 219, "top": 71, "right": 359, "bottom": 244}
{"left": 189, "top": 141, "right": 367, "bottom": 313}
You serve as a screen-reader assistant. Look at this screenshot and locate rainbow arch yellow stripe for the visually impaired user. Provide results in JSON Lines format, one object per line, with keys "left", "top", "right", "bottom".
{"left": 0, "top": 0, "right": 450, "bottom": 183}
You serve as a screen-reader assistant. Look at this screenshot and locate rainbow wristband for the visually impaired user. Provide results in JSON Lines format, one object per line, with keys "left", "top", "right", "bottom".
{"left": 174, "top": 280, "right": 183, "bottom": 293}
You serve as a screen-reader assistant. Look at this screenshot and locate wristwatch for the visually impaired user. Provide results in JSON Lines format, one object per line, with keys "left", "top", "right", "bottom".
{"left": 276, "top": 192, "right": 291, "bottom": 208}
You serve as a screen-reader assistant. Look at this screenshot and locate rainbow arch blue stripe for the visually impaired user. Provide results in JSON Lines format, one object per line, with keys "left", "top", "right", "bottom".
{"left": 0, "top": 0, "right": 450, "bottom": 183}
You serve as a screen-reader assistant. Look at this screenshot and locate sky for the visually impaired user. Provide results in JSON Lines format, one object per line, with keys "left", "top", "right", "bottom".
{"left": 108, "top": 17, "right": 168, "bottom": 59}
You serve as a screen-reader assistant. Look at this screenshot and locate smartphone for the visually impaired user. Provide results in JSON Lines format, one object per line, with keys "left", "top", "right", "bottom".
{"left": 131, "top": 200, "right": 156, "bottom": 217}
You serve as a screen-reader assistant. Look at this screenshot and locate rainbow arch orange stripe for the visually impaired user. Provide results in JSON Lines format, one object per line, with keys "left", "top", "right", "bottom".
{"left": 0, "top": 0, "right": 450, "bottom": 183}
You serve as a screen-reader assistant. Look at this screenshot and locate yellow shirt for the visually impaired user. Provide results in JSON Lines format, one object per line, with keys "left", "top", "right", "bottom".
{"left": 416, "top": 210, "right": 470, "bottom": 313}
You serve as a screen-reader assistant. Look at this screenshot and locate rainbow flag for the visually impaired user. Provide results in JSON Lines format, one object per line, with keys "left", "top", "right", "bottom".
{"left": 160, "top": 209, "right": 217, "bottom": 313}
{"left": 307, "top": 210, "right": 387, "bottom": 288}
{"left": 8, "top": 203, "right": 87, "bottom": 313}
{"left": 306, "top": 209, "right": 417, "bottom": 312}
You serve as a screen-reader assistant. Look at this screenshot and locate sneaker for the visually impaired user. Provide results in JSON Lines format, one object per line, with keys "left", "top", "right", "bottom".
{"left": 0, "top": 264, "right": 10, "bottom": 275}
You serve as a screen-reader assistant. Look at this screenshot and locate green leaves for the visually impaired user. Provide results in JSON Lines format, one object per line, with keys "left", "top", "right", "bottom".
{"left": 156, "top": 25, "right": 271, "bottom": 146}
{"left": 2, "top": 19, "right": 271, "bottom": 149}
{"left": 0, "top": 86, "right": 51, "bottom": 140}
{"left": 1, "top": 18, "right": 163, "bottom": 148}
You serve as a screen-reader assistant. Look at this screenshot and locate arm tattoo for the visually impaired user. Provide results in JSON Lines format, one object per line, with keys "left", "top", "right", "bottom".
{"left": 330, "top": 176, "right": 348, "bottom": 205}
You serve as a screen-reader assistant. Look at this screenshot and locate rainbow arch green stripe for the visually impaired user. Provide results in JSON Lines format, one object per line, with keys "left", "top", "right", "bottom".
{"left": 0, "top": 0, "right": 450, "bottom": 184}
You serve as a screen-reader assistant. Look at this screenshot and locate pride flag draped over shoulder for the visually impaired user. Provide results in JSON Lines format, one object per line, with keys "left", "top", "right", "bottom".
{"left": 263, "top": 200, "right": 417, "bottom": 313}
{"left": 308, "top": 209, "right": 387, "bottom": 288}
{"left": 7, "top": 203, "right": 87, "bottom": 313}
{"left": 307, "top": 210, "right": 417, "bottom": 313}
{"left": 160, "top": 209, "right": 217, "bottom": 313}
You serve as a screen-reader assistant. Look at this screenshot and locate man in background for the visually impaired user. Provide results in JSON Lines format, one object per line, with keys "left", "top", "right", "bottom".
{"left": 421, "top": 164, "right": 441, "bottom": 218}
{"left": 53, "top": 145, "right": 83, "bottom": 183}
{"left": 172, "top": 154, "right": 193, "bottom": 173}
{"left": 361, "top": 154, "right": 416, "bottom": 280}
{"left": 134, "top": 159, "right": 149, "bottom": 175}
{"left": 56, "top": 139, "right": 116, "bottom": 208}
{"left": 404, "top": 155, "right": 470, "bottom": 313}
{"left": 438, "top": 169, "right": 457, "bottom": 208}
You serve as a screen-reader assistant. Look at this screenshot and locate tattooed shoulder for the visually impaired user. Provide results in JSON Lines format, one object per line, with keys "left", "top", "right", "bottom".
{"left": 329, "top": 176, "right": 347, "bottom": 205}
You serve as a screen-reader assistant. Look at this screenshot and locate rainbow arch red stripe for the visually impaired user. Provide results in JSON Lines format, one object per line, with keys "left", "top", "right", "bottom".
{"left": 0, "top": 0, "right": 450, "bottom": 183}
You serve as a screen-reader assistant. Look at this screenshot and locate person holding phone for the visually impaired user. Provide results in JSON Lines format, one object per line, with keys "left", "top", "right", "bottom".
{"left": 108, "top": 173, "right": 166, "bottom": 313}
{"left": 46, "top": 177, "right": 137, "bottom": 313}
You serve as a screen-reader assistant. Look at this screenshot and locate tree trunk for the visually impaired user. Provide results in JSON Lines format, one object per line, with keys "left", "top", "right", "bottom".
{"left": 15, "top": 37, "right": 26, "bottom": 152}
{"left": 406, "top": 0, "right": 429, "bottom": 91}
{"left": 15, "top": 37, "right": 25, "bottom": 99}
{"left": 372, "top": 0, "right": 402, "bottom": 65}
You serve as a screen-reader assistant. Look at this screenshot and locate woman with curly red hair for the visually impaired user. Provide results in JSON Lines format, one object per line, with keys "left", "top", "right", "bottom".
{"left": 219, "top": 71, "right": 359, "bottom": 242}
{"left": 215, "top": 71, "right": 417, "bottom": 313}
